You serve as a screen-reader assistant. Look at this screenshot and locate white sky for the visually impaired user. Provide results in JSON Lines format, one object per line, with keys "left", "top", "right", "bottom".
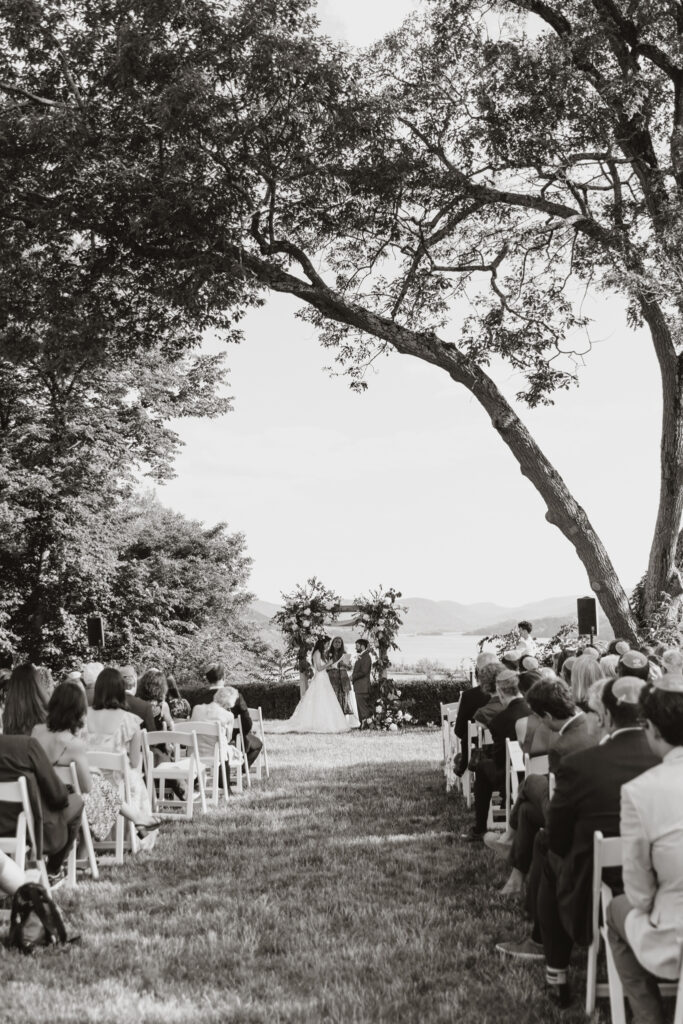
{"left": 156, "top": 1, "right": 660, "bottom": 607}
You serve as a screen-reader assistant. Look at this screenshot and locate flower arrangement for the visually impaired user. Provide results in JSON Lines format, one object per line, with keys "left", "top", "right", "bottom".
{"left": 365, "top": 678, "right": 415, "bottom": 731}
{"left": 273, "top": 578, "right": 341, "bottom": 674}
{"left": 353, "top": 586, "right": 405, "bottom": 679}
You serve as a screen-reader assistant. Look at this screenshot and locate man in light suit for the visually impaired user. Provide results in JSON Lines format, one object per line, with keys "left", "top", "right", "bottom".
{"left": 607, "top": 675, "right": 683, "bottom": 1024}
{"left": 352, "top": 639, "right": 373, "bottom": 725}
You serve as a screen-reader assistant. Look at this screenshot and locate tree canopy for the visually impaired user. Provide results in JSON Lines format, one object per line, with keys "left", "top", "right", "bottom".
{"left": 3, "top": 0, "right": 683, "bottom": 640}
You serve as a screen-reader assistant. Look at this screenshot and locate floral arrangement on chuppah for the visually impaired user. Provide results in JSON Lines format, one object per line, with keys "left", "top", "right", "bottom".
{"left": 273, "top": 578, "right": 341, "bottom": 688}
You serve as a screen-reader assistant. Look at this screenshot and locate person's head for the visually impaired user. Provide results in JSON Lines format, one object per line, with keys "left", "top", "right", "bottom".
{"left": 601, "top": 676, "right": 645, "bottom": 731}
{"left": 518, "top": 669, "right": 542, "bottom": 695}
{"left": 538, "top": 667, "right": 559, "bottom": 682}
{"left": 598, "top": 654, "right": 619, "bottom": 680}
{"left": 475, "top": 652, "right": 497, "bottom": 681}
{"left": 205, "top": 663, "right": 225, "bottom": 686}
{"left": 312, "top": 636, "right": 330, "bottom": 656}
{"left": 136, "top": 669, "right": 168, "bottom": 703}
{"left": 587, "top": 677, "right": 609, "bottom": 731}
{"left": 501, "top": 650, "right": 520, "bottom": 671}
{"left": 495, "top": 669, "right": 521, "bottom": 706}
{"left": 571, "top": 655, "right": 606, "bottom": 706}
{"left": 520, "top": 655, "right": 539, "bottom": 673}
{"left": 34, "top": 666, "right": 55, "bottom": 702}
{"left": 93, "top": 667, "right": 127, "bottom": 710}
{"left": 560, "top": 655, "right": 576, "bottom": 686}
{"left": 639, "top": 677, "right": 683, "bottom": 756}
{"left": 518, "top": 621, "right": 532, "bottom": 638}
{"left": 119, "top": 665, "right": 138, "bottom": 693}
{"left": 2, "top": 663, "right": 48, "bottom": 736}
{"left": 82, "top": 662, "right": 104, "bottom": 689}
{"left": 215, "top": 685, "right": 239, "bottom": 709}
{"left": 661, "top": 648, "right": 683, "bottom": 675}
{"left": 581, "top": 646, "right": 600, "bottom": 659}
{"left": 330, "top": 637, "right": 345, "bottom": 654}
{"left": 355, "top": 639, "right": 369, "bottom": 653}
{"left": 47, "top": 681, "right": 88, "bottom": 736}
{"left": 526, "top": 679, "right": 576, "bottom": 729}
{"left": 478, "top": 660, "right": 506, "bottom": 695}
{"left": 166, "top": 676, "right": 181, "bottom": 699}
{"left": 608, "top": 638, "right": 630, "bottom": 656}
{"left": 0, "top": 668, "right": 11, "bottom": 710}
{"left": 617, "top": 649, "right": 650, "bottom": 681}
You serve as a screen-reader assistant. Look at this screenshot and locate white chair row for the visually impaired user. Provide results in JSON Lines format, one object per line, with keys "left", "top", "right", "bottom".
{"left": 440, "top": 700, "right": 461, "bottom": 793}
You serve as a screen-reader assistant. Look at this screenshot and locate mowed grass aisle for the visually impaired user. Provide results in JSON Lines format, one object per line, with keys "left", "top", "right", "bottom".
{"left": 0, "top": 730, "right": 602, "bottom": 1023}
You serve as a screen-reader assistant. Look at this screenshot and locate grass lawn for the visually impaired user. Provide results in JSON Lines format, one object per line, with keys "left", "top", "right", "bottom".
{"left": 0, "top": 728, "right": 609, "bottom": 1023}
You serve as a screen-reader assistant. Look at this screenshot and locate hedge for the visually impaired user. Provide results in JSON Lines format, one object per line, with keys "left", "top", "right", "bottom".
{"left": 181, "top": 677, "right": 472, "bottom": 726}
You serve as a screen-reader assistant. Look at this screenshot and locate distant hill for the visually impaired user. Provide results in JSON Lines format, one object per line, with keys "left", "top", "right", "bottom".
{"left": 467, "top": 610, "right": 613, "bottom": 640}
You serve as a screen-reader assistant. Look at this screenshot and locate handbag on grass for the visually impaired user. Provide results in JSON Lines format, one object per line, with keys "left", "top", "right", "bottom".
{"left": 5, "top": 883, "right": 79, "bottom": 954}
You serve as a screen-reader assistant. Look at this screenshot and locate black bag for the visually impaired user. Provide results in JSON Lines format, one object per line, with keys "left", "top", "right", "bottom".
{"left": 5, "top": 883, "right": 76, "bottom": 954}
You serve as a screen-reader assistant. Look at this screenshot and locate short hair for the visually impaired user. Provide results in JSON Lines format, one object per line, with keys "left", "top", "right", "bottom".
{"left": 47, "top": 681, "right": 87, "bottom": 735}
{"left": 518, "top": 669, "right": 542, "bottom": 694}
{"left": 560, "top": 656, "right": 576, "bottom": 685}
{"left": 136, "top": 669, "right": 167, "bottom": 702}
{"left": 571, "top": 655, "right": 606, "bottom": 705}
{"left": 205, "top": 663, "right": 225, "bottom": 685}
{"left": 496, "top": 669, "right": 520, "bottom": 698}
{"left": 93, "top": 668, "right": 127, "bottom": 710}
{"left": 2, "top": 663, "right": 47, "bottom": 736}
{"left": 213, "top": 688, "right": 236, "bottom": 711}
{"left": 355, "top": 638, "right": 369, "bottom": 650}
{"left": 478, "top": 661, "right": 506, "bottom": 694}
{"left": 608, "top": 638, "right": 630, "bottom": 656}
{"left": 526, "top": 679, "right": 575, "bottom": 720}
{"left": 538, "top": 667, "right": 559, "bottom": 682}
{"left": 518, "top": 621, "right": 532, "bottom": 633}
{"left": 601, "top": 677, "right": 641, "bottom": 728}
{"left": 640, "top": 684, "right": 683, "bottom": 745}
{"left": 475, "top": 652, "right": 497, "bottom": 677}
{"left": 598, "top": 654, "right": 619, "bottom": 679}
{"left": 501, "top": 651, "right": 520, "bottom": 670}
{"left": 82, "top": 662, "right": 104, "bottom": 687}
{"left": 661, "top": 649, "right": 683, "bottom": 674}
{"left": 119, "top": 665, "right": 138, "bottom": 690}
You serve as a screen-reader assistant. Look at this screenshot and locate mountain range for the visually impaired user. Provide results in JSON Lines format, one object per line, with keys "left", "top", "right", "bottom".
{"left": 248, "top": 595, "right": 612, "bottom": 640}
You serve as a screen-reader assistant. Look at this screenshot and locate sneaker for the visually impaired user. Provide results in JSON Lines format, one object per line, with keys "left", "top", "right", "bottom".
{"left": 47, "top": 865, "right": 67, "bottom": 890}
{"left": 495, "top": 936, "right": 545, "bottom": 961}
{"left": 484, "top": 831, "right": 514, "bottom": 859}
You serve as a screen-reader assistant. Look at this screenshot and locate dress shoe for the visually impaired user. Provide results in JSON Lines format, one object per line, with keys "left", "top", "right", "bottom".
{"left": 460, "top": 829, "right": 484, "bottom": 843}
{"left": 495, "top": 936, "right": 545, "bottom": 961}
{"left": 546, "top": 983, "right": 572, "bottom": 1009}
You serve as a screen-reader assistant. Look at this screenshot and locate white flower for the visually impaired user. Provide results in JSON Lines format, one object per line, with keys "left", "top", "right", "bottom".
{"left": 303, "top": 607, "right": 312, "bottom": 614}
{"left": 383, "top": 597, "right": 392, "bottom": 606}
{"left": 388, "top": 723, "right": 398, "bottom": 732}
{"left": 302, "top": 619, "right": 310, "bottom": 627}
{"left": 403, "top": 712, "right": 412, "bottom": 721}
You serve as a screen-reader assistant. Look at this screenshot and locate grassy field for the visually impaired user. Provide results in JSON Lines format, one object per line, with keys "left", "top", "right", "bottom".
{"left": 0, "top": 728, "right": 608, "bottom": 1023}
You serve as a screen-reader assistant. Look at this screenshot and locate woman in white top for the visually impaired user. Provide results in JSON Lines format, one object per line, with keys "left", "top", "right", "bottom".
{"left": 606, "top": 675, "right": 683, "bottom": 1024}
{"left": 190, "top": 687, "right": 235, "bottom": 759}
{"left": 279, "top": 637, "right": 350, "bottom": 733}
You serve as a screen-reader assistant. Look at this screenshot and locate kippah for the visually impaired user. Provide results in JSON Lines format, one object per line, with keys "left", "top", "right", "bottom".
{"left": 620, "top": 650, "right": 648, "bottom": 670}
{"left": 521, "top": 656, "right": 539, "bottom": 670}
{"left": 612, "top": 677, "right": 646, "bottom": 704}
{"left": 614, "top": 640, "right": 630, "bottom": 656}
{"left": 652, "top": 673, "right": 683, "bottom": 694}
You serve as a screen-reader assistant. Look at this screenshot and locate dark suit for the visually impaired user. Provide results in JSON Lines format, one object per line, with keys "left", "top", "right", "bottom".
{"left": 230, "top": 694, "right": 262, "bottom": 768}
{"left": 125, "top": 693, "right": 155, "bottom": 732}
{"left": 352, "top": 651, "right": 373, "bottom": 722}
{"left": 537, "top": 728, "right": 659, "bottom": 964}
{"left": 472, "top": 697, "right": 530, "bottom": 834}
{"left": 0, "top": 735, "right": 83, "bottom": 871}
{"left": 454, "top": 687, "right": 489, "bottom": 771}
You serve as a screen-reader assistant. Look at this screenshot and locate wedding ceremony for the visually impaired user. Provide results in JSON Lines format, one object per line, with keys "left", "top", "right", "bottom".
{"left": 1, "top": 0, "right": 683, "bottom": 1022}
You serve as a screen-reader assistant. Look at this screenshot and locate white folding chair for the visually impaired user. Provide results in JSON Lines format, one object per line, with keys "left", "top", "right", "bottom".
{"left": 234, "top": 719, "right": 251, "bottom": 790}
{"left": 505, "top": 739, "right": 525, "bottom": 828}
{"left": 247, "top": 707, "right": 269, "bottom": 781}
{"left": 0, "top": 777, "right": 50, "bottom": 889}
{"left": 142, "top": 730, "right": 207, "bottom": 819}
{"left": 179, "top": 720, "right": 229, "bottom": 806}
{"left": 440, "top": 700, "right": 460, "bottom": 792}
{"left": 590, "top": 832, "right": 682, "bottom": 1022}
{"left": 524, "top": 753, "right": 549, "bottom": 776}
{"left": 85, "top": 750, "right": 139, "bottom": 863}
{"left": 52, "top": 763, "right": 99, "bottom": 886}
{"left": 462, "top": 720, "right": 478, "bottom": 808}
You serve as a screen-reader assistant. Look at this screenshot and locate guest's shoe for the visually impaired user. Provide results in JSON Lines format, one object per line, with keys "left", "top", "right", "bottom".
{"left": 546, "top": 983, "right": 572, "bottom": 1009}
{"left": 499, "top": 868, "right": 525, "bottom": 895}
{"left": 460, "top": 829, "right": 485, "bottom": 843}
{"left": 484, "top": 831, "right": 514, "bottom": 859}
{"left": 495, "top": 936, "right": 545, "bottom": 961}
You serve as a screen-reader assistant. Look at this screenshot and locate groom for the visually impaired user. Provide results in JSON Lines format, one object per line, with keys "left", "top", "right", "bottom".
{"left": 352, "top": 639, "right": 373, "bottom": 725}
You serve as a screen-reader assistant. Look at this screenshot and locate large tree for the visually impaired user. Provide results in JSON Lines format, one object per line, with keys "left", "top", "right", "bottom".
{"left": 3, "top": 0, "right": 683, "bottom": 640}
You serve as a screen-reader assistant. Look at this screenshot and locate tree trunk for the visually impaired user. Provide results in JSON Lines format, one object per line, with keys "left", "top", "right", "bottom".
{"left": 240, "top": 252, "right": 641, "bottom": 640}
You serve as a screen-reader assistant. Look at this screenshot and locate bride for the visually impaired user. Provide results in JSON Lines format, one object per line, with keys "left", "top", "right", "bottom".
{"left": 281, "top": 637, "right": 351, "bottom": 733}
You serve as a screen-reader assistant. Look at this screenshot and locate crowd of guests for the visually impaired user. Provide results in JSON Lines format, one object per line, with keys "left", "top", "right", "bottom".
{"left": 0, "top": 658, "right": 259, "bottom": 898}
{"left": 452, "top": 622, "right": 683, "bottom": 1021}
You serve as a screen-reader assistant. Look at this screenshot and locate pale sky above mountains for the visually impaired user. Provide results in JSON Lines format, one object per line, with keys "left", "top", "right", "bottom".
{"left": 157, "top": 1, "right": 659, "bottom": 607}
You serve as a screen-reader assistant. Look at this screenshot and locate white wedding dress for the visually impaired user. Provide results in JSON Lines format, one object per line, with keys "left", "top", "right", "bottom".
{"left": 280, "top": 654, "right": 351, "bottom": 734}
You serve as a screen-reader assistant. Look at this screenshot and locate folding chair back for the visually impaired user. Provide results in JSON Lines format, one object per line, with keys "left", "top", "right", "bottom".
{"left": 524, "top": 753, "right": 549, "bottom": 776}
{"left": 0, "top": 776, "right": 49, "bottom": 889}
{"left": 247, "top": 707, "right": 269, "bottom": 780}
{"left": 462, "top": 720, "right": 479, "bottom": 808}
{"left": 178, "top": 720, "right": 228, "bottom": 805}
{"left": 142, "top": 730, "right": 207, "bottom": 819}
{"left": 505, "top": 739, "right": 525, "bottom": 827}
{"left": 52, "top": 763, "right": 99, "bottom": 886}
{"left": 85, "top": 750, "right": 138, "bottom": 861}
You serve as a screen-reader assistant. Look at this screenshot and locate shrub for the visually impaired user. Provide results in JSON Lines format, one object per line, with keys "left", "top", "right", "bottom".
{"left": 393, "top": 678, "right": 471, "bottom": 725}
{"left": 181, "top": 681, "right": 301, "bottom": 718}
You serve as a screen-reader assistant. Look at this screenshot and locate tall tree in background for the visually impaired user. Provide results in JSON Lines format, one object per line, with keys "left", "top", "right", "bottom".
{"left": 3, "top": 0, "right": 683, "bottom": 640}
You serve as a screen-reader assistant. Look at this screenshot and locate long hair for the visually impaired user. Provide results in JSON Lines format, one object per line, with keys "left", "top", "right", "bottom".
{"left": 136, "top": 669, "right": 168, "bottom": 703}
{"left": 47, "top": 681, "right": 87, "bottom": 735}
{"left": 93, "top": 668, "right": 127, "bottom": 710}
{"left": 3, "top": 663, "right": 48, "bottom": 736}
{"left": 329, "top": 636, "right": 345, "bottom": 657}
{"left": 312, "top": 637, "right": 329, "bottom": 658}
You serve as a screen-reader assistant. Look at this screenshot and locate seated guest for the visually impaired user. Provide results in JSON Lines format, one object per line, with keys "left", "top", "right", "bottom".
{"left": 82, "top": 662, "right": 104, "bottom": 707}
{"left": 472, "top": 662, "right": 509, "bottom": 728}
{"left": 86, "top": 668, "right": 157, "bottom": 829}
{"left": 190, "top": 688, "right": 237, "bottom": 786}
{"left": 461, "top": 671, "right": 529, "bottom": 843}
{"left": 0, "top": 732, "right": 83, "bottom": 884}
{"left": 496, "top": 677, "right": 659, "bottom": 1007}
{"left": 617, "top": 649, "right": 650, "bottom": 681}
{"left": 598, "top": 653, "right": 619, "bottom": 679}
{"left": 120, "top": 665, "right": 155, "bottom": 732}
{"left": 2, "top": 663, "right": 48, "bottom": 736}
{"left": 219, "top": 685, "right": 263, "bottom": 769}
{"left": 501, "top": 650, "right": 521, "bottom": 672}
{"left": 607, "top": 675, "right": 683, "bottom": 1024}
{"left": 608, "top": 638, "right": 631, "bottom": 657}
{"left": 560, "top": 655, "right": 576, "bottom": 687}
{"left": 570, "top": 654, "right": 605, "bottom": 711}
{"left": 453, "top": 655, "right": 502, "bottom": 775}
{"left": 136, "top": 669, "right": 173, "bottom": 731}
{"left": 660, "top": 647, "right": 683, "bottom": 675}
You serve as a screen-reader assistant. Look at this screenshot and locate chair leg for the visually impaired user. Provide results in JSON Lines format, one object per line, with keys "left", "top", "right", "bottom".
{"left": 220, "top": 760, "right": 229, "bottom": 802}
{"left": 81, "top": 811, "right": 99, "bottom": 880}
{"left": 65, "top": 842, "right": 77, "bottom": 888}
{"left": 197, "top": 768, "right": 207, "bottom": 815}
{"left": 602, "top": 924, "right": 628, "bottom": 1024}
{"left": 585, "top": 933, "right": 599, "bottom": 1015}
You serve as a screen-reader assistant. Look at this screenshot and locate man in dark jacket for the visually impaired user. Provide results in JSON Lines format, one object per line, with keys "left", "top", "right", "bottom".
{"left": 462, "top": 670, "right": 529, "bottom": 841}
{"left": 497, "top": 677, "right": 659, "bottom": 1007}
{"left": 0, "top": 734, "right": 83, "bottom": 881}
{"left": 453, "top": 656, "right": 505, "bottom": 774}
